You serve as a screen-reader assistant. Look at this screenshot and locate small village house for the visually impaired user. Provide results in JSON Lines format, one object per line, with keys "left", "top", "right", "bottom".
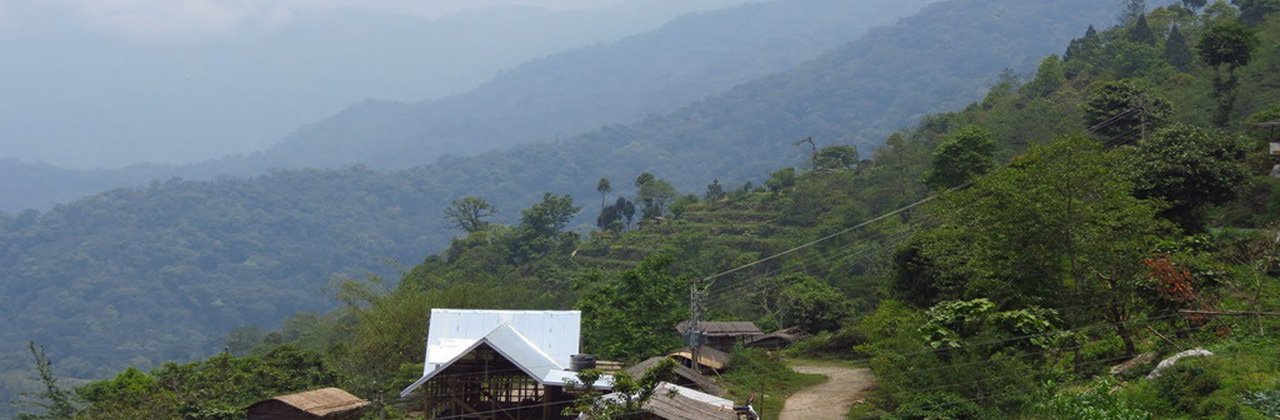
{"left": 245, "top": 387, "right": 369, "bottom": 420}
{"left": 399, "top": 309, "right": 610, "bottom": 419}
{"left": 675, "top": 321, "right": 763, "bottom": 352}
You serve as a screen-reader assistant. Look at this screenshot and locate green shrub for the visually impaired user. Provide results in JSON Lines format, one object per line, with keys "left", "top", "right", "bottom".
{"left": 890, "top": 392, "right": 981, "bottom": 420}
{"left": 1030, "top": 379, "right": 1152, "bottom": 420}
{"left": 1155, "top": 362, "right": 1223, "bottom": 412}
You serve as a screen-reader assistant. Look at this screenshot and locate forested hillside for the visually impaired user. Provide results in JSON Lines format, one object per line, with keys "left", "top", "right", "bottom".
{"left": 32, "top": 2, "right": 1280, "bottom": 418}
{"left": 0, "top": 0, "right": 1145, "bottom": 415}
{"left": 257, "top": 0, "right": 939, "bottom": 170}
{"left": 0, "top": 0, "right": 933, "bottom": 213}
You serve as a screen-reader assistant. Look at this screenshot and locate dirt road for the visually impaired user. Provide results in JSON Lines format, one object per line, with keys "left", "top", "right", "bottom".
{"left": 778, "top": 364, "right": 874, "bottom": 420}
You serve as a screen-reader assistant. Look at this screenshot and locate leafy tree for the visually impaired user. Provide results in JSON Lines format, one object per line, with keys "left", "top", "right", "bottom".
{"left": 635, "top": 174, "right": 677, "bottom": 220}
{"left": 633, "top": 173, "right": 655, "bottom": 190}
{"left": 1082, "top": 80, "right": 1172, "bottom": 142}
{"left": 577, "top": 255, "right": 688, "bottom": 360}
{"left": 923, "top": 125, "right": 995, "bottom": 190}
{"left": 776, "top": 275, "right": 850, "bottom": 333}
{"left": 1125, "top": 124, "right": 1247, "bottom": 230}
{"left": 1165, "top": 25, "right": 1194, "bottom": 72}
{"left": 597, "top": 203, "right": 624, "bottom": 233}
{"left": 1127, "top": 14, "right": 1158, "bottom": 45}
{"left": 668, "top": 194, "right": 699, "bottom": 218}
{"left": 15, "top": 342, "right": 76, "bottom": 420}
{"left": 1065, "top": 26, "right": 1104, "bottom": 77}
{"left": 1022, "top": 55, "right": 1066, "bottom": 98}
{"left": 616, "top": 197, "right": 637, "bottom": 229}
{"left": 704, "top": 179, "right": 726, "bottom": 202}
{"left": 1184, "top": 0, "right": 1209, "bottom": 10}
{"left": 916, "top": 136, "right": 1168, "bottom": 352}
{"left": 815, "top": 145, "right": 860, "bottom": 170}
{"left": 918, "top": 299, "right": 1059, "bottom": 351}
{"left": 520, "top": 193, "right": 581, "bottom": 238}
{"left": 1198, "top": 21, "right": 1260, "bottom": 125}
{"left": 765, "top": 167, "right": 797, "bottom": 193}
{"left": 596, "top": 178, "right": 612, "bottom": 209}
{"left": 982, "top": 68, "right": 1021, "bottom": 108}
{"left": 74, "top": 345, "right": 341, "bottom": 419}
{"left": 1066, "top": 26, "right": 1102, "bottom": 62}
{"left": 1234, "top": 0, "right": 1280, "bottom": 24}
{"left": 443, "top": 196, "right": 497, "bottom": 233}
{"left": 565, "top": 360, "right": 677, "bottom": 418}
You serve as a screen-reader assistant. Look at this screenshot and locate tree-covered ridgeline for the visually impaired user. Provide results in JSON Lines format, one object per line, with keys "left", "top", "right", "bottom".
{"left": 0, "top": 1, "right": 1128, "bottom": 412}
{"left": 16, "top": 1, "right": 1280, "bottom": 418}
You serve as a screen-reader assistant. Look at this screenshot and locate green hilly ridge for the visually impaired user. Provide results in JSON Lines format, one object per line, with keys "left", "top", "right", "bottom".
{"left": 0, "top": 0, "right": 1124, "bottom": 402}
{"left": 22, "top": 0, "right": 1280, "bottom": 418}
{"left": 0, "top": 0, "right": 935, "bottom": 213}
{"left": 26, "top": 1, "right": 1280, "bottom": 418}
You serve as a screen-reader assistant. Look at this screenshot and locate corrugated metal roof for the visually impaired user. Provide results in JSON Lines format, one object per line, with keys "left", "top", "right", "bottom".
{"left": 423, "top": 309, "right": 581, "bottom": 375}
{"left": 400, "top": 309, "right": 594, "bottom": 398}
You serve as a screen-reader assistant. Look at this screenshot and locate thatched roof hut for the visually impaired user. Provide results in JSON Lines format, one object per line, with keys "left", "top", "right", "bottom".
{"left": 246, "top": 387, "right": 369, "bottom": 419}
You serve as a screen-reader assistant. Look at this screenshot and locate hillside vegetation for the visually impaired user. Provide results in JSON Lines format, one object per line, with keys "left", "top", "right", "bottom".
{"left": 4, "top": 0, "right": 1214, "bottom": 417}
{"left": 21, "top": 1, "right": 1280, "bottom": 418}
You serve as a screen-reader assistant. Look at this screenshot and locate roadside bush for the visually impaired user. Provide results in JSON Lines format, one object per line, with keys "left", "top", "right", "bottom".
{"left": 889, "top": 392, "right": 981, "bottom": 420}
{"left": 1030, "top": 378, "right": 1151, "bottom": 420}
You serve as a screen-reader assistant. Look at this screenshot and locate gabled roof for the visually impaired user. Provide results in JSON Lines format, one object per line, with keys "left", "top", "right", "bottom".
{"left": 676, "top": 321, "right": 763, "bottom": 337}
{"left": 400, "top": 309, "right": 603, "bottom": 398}
{"left": 248, "top": 388, "right": 368, "bottom": 418}
{"left": 423, "top": 309, "right": 581, "bottom": 374}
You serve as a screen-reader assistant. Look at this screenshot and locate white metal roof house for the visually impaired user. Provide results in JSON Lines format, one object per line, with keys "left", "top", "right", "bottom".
{"left": 399, "top": 309, "right": 610, "bottom": 419}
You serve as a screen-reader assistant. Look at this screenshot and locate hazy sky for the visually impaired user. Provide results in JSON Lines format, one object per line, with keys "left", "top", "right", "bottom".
{"left": 5, "top": 0, "right": 634, "bottom": 40}
{"left": 0, "top": 0, "right": 729, "bottom": 168}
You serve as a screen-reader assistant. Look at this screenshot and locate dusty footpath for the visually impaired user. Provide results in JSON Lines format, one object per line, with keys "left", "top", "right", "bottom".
{"left": 779, "top": 364, "right": 874, "bottom": 420}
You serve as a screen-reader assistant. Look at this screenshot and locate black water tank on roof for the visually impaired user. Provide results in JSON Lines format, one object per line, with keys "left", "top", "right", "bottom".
{"left": 570, "top": 354, "right": 597, "bottom": 371}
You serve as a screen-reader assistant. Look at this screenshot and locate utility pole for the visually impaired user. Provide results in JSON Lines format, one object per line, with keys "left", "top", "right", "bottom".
{"left": 687, "top": 281, "right": 707, "bottom": 369}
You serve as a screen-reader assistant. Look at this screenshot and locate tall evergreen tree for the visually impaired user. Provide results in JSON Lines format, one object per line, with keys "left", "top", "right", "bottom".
{"left": 1128, "top": 14, "right": 1158, "bottom": 45}
{"left": 1165, "top": 25, "right": 1194, "bottom": 71}
{"left": 1066, "top": 26, "right": 1102, "bottom": 61}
